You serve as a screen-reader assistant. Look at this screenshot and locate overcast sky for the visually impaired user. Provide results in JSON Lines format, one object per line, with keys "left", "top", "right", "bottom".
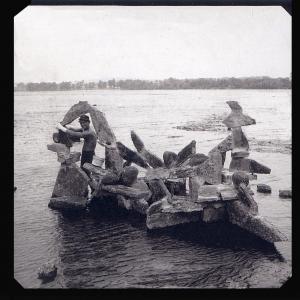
{"left": 14, "top": 6, "right": 291, "bottom": 83}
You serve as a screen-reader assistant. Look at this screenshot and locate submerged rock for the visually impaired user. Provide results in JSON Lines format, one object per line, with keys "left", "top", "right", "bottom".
{"left": 37, "top": 262, "right": 57, "bottom": 282}
{"left": 257, "top": 184, "right": 272, "bottom": 194}
{"left": 279, "top": 189, "right": 292, "bottom": 198}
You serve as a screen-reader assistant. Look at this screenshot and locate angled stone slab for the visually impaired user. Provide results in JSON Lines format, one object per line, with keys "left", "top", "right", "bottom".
{"left": 147, "top": 178, "right": 172, "bottom": 204}
{"left": 175, "top": 140, "right": 196, "bottom": 166}
{"left": 82, "top": 163, "right": 108, "bottom": 177}
{"left": 117, "top": 141, "right": 149, "bottom": 168}
{"left": 48, "top": 196, "right": 87, "bottom": 211}
{"left": 130, "top": 130, "right": 164, "bottom": 168}
{"left": 223, "top": 101, "right": 256, "bottom": 128}
{"left": 52, "top": 163, "right": 89, "bottom": 198}
{"left": 227, "top": 200, "right": 288, "bottom": 243}
{"left": 60, "top": 101, "right": 91, "bottom": 126}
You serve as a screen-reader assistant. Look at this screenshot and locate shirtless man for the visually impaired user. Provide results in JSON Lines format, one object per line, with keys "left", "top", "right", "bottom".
{"left": 56, "top": 114, "right": 97, "bottom": 169}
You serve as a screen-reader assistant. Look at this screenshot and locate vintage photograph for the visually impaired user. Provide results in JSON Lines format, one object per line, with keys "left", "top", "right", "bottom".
{"left": 14, "top": 5, "right": 291, "bottom": 288}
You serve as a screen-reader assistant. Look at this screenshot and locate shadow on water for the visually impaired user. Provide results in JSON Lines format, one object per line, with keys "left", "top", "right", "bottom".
{"left": 51, "top": 197, "right": 286, "bottom": 288}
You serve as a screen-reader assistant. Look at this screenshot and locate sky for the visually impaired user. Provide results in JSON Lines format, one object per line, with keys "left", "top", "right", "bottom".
{"left": 14, "top": 6, "right": 291, "bottom": 83}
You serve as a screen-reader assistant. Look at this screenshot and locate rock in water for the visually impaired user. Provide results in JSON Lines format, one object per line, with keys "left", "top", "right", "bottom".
{"left": 227, "top": 200, "right": 288, "bottom": 243}
{"left": 279, "top": 189, "right": 292, "bottom": 198}
{"left": 51, "top": 163, "right": 89, "bottom": 198}
{"left": 38, "top": 263, "right": 57, "bottom": 281}
{"left": 14, "top": 186, "right": 17, "bottom": 192}
{"left": 257, "top": 184, "right": 272, "bottom": 194}
{"left": 48, "top": 196, "right": 87, "bottom": 211}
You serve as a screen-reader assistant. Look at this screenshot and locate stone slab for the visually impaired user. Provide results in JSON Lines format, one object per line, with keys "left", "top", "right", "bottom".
{"left": 48, "top": 196, "right": 87, "bottom": 211}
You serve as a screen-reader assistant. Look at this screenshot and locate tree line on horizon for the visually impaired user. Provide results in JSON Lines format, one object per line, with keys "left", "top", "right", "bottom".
{"left": 14, "top": 76, "right": 291, "bottom": 92}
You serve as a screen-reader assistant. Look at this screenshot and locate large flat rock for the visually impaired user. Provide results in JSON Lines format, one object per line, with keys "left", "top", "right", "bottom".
{"left": 146, "top": 197, "right": 202, "bottom": 230}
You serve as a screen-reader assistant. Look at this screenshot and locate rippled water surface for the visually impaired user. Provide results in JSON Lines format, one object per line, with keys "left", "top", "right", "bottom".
{"left": 14, "top": 89, "right": 291, "bottom": 288}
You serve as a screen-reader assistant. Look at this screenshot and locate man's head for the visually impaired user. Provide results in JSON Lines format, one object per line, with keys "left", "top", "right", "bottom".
{"left": 79, "top": 115, "right": 90, "bottom": 130}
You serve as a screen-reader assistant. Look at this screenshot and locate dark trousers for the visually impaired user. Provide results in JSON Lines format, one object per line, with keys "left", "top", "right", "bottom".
{"left": 81, "top": 151, "right": 95, "bottom": 196}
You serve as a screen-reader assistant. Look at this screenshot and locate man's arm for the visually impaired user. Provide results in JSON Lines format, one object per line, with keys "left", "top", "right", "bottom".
{"left": 65, "top": 125, "right": 83, "bottom": 132}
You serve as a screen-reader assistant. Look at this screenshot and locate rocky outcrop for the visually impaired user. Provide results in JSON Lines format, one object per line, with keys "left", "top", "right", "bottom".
{"left": 257, "top": 184, "right": 272, "bottom": 193}
{"left": 48, "top": 196, "right": 87, "bottom": 211}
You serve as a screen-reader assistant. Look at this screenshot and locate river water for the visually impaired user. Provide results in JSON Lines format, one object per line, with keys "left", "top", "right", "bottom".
{"left": 14, "top": 89, "right": 291, "bottom": 288}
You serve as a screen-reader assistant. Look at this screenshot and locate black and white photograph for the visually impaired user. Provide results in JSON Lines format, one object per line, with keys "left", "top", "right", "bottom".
{"left": 14, "top": 5, "right": 291, "bottom": 289}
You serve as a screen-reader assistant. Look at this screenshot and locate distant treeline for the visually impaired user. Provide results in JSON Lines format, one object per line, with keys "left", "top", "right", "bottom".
{"left": 14, "top": 77, "right": 291, "bottom": 91}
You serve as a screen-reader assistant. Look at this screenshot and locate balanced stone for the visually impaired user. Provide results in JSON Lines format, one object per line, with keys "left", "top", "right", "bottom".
{"left": 117, "top": 141, "right": 149, "bottom": 169}
{"left": 231, "top": 127, "right": 249, "bottom": 156}
{"left": 257, "top": 184, "right": 272, "bottom": 193}
{"left": 279, "top": 189, "right": 292, "bottom": 198}
{"left": 222, "top": 101, "right": 256, "bottom": 128}
{"left": 48, "top": 196, "right": 87, "bottom": 211}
